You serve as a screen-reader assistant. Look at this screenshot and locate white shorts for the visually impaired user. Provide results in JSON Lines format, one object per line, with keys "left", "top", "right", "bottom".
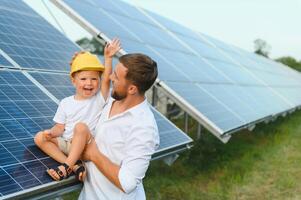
{"left": 57, "top": 137, "right": 72, "bottom": 155}
{"left": 57, "top": 134, "right": 93, "bottom": 155}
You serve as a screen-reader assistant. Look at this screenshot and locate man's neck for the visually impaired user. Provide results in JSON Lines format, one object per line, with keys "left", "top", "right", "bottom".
{"left": 109, "top": 95, "right": 145, "bottom": 118}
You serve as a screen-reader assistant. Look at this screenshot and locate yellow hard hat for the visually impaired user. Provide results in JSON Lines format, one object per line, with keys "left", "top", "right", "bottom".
{"left": 70, "top": 52, "right": 105, "bottom": 76}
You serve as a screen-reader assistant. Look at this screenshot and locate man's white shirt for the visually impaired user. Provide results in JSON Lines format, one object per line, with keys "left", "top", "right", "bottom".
{"left": 79, "top": 97, "right": 159, "bottom": 200}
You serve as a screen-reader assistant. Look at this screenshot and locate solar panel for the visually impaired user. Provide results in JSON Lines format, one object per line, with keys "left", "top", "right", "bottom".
{"left": 52, "top": 0, "right": 301, "bottom": 139}
{"left": 0, "top": 54, "right": 11, "bottom": 67}
{"left": 29, "top": 72, "right": 193, "bottom": 154}
{"left": 0, "top": 1, "right": 192, "bottom": 198}
{"left": 0, "top": 69, "right": 60, "bottom": 197}
{"left": 29, "top": 72, "right": 75, "bottom": 101}
{"left": 0, "top": 0, "right": 78, "bottom": 72}
{"left": 201, "top": 33, "right": 301, "bottom": 107}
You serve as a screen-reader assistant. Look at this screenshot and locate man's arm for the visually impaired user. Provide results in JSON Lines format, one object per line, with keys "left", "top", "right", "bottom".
{"left": 83, "top": 139, "right": 124, "bottom": 192}
{"left": 83, "top": 124, "right": 158, "bottom": 193}
{"left": 101, "top": 38, "right": 121, "bottom": 100}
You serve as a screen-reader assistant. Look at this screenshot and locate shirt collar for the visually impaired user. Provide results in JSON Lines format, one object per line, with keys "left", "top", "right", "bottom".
{"left": 107, "top": 97, "right": 148, "bottom": 119}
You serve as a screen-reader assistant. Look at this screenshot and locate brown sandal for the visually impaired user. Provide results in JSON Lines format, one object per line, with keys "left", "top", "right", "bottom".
{"left": 47, "top": 163, "right": 72, "bottom": 181}
{"left": 73, "top": 160, "right": 86, "bottom": 181}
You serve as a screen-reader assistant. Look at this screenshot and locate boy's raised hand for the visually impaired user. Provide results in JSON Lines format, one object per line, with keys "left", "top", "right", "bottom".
{"left": 104, "top": 38, "right": 121, "bottom": 58}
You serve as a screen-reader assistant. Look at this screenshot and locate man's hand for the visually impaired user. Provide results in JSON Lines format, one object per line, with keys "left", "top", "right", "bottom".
{"left": 104, "top": 38, "right": 121, "bottom": 58}
{"left": 82, "top": 138, "right": 99, "bottom": 162}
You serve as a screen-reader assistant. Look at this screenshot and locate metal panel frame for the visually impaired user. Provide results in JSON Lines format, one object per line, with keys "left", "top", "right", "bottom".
{"left": 2, "top": 178, "right": 80, "bottom": 200}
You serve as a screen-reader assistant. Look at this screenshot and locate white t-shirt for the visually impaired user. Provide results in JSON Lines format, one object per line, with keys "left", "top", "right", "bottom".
{"left": 53, "top": 91, "right": 106, "bottom": 140}
{"left": 79, "top": 97, "right": 160, "bottom": 200}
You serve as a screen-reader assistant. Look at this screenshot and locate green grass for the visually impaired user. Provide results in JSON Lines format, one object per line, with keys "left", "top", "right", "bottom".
{"left": 144, "top": 110, "right": 301, "bottom": 199}
{"left": 61, "top": 109, "right": 301, "bottom": 199}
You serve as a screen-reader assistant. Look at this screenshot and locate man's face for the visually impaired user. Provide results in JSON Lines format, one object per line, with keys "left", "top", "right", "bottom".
{"left": 110, "top": 62, "right": 130, "bottom": 100}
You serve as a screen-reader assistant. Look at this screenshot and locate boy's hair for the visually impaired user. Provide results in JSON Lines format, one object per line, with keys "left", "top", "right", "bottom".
{"left": 71, "top": 70, "right": 102, "bottom": 78}
{"left": 119, "top": 53, "right": 158, "bottom": 94}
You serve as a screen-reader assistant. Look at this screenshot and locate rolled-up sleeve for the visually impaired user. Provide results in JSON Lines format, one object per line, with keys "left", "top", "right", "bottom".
{"left": 118, "top": 123, "right": 159, "bottom": 193}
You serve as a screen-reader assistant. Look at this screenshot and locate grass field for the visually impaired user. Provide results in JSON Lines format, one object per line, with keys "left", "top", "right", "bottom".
{"left": 62, "top": 109, "right": 301, "bottom": 199}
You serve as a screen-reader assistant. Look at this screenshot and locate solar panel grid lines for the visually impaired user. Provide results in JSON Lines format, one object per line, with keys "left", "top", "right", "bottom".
{"left": 0, "top": 54, "right": 11, "bottom": 68}
{"left": 151, "top": 107, "right": 192, "bottom": 152}
{"left": 26, "top": 71, "right": 73, "bottom": 102}
{"left": 0, "top": 1, "right": 79, "bottom": 72}
{"left": 0, "top": 70, "right": 63, "bottom": 198}
{"left": 213, "top": 39, "right": 287, "bottom": 76}
{"left": 0, "top": 70, "right": 81, "bottom": 199}
{"left": 206, "top": 38, "right": 297, "bottom": 110}
{"left": 138, "top": 5, "right": 298, "bottom": 115}
{"left": 29, "top": 72, "right": 75, "bottom": 100}
{"left": 140, "top": 9, "right": 237, "bottom": 64}
{"left": 156, "top": 81, "right": 226, "bottom": 138}
{"left": 135, "top": 5, "right": 278, "bottom": 101}
{"left": 52, "top": 0, "right": 266, "bottom": 137}
{"left": 164, "top": 81, "right": 246, "bottom": 132}
{"left": 109, "top": 0, "right": 159, "bottom": 27}
{"left": 208, "top": 36, "right": 300, "bottom": 78}
{"left": 147, "top": 45, "right": 271, "bottom": 130}
{"left": 56, "top": 0, "right": 301, "bottom": 137}
{"left": 60, "top": 0, "right": 191, "bottom": 54}
{"left": 197, "top": 34, "right": 295, "bottom": 110}
{"left": 137, "top": 45, "right": 254, "bottom": 132}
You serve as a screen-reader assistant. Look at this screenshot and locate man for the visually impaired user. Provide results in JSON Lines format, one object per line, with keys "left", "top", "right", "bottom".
{"left": 75, "top": 53, "right": 160, "bottom": 199}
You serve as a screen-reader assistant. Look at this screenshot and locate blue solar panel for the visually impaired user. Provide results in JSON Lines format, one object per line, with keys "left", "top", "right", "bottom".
{"left": 152, "top": 108, "right": 192, "bottom": 152}
{"left": 201, "top": 34, "right": 301, "bottom": 108}
{"left": 55, "top": 0, "right": 301, "bottom": 137}
{"left": 62, "top": 0, "right": 185, "bottom": 52}
{"left": 0, "top": 54, "right": 11, "bottom": 67}
{"left": 0, "top": 70, "right": 60, "bottom": 198}
{"left": 0, "top": 0, "right": 79, "bottom": 72}
{"left": 29, "top": 72, "right": 75, "bottom": 100}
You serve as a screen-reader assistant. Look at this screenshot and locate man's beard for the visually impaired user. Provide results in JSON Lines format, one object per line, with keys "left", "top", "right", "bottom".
{"left": 111, "top": 90, "right": 127, "bottom": 100}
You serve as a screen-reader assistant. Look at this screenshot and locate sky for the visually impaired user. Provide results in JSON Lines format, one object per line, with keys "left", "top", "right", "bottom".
{"left": 25, "top": 0, "right": 301, "bottom": 60}
{"left": 123, "top": 0, "right": 301, "bottom": 59}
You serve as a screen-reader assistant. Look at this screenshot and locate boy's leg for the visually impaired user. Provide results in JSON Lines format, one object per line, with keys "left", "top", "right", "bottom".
{"left": 34, "top": 131, "right": 67, "bottom": 163}
{"left": 38, "top": 123, "right": 91, "bottom": 181}
{"left": 65, "top": 122, "right": 92, "bottom": 167}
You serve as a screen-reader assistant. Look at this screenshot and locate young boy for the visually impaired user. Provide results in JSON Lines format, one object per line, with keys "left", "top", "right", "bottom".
{"left": 34, "top": 39, "right": 121, "bottom": 181}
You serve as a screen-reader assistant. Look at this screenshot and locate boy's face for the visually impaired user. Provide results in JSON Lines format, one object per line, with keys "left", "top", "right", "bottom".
{"left": 71, "top": 70, "right": 101, "bottom": 100}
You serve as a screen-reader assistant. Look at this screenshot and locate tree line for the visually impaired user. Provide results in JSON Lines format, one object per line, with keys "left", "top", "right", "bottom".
{"left": 254, "top": 38, "right": 301, "bottom": 72}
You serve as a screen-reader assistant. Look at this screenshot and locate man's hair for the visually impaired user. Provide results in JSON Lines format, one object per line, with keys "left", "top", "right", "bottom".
{"left": 119, "top": 53, "right": 158, "bottom": 94}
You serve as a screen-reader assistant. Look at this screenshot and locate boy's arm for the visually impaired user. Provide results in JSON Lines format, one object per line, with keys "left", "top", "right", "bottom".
{"left": 50, "top": 123, "right": 65, "bottom": 137}
{"left": 101, "top": 38, "right": 121, "bottom": 100}
{"left": 44, "top": 123, "right": 65, "bottom": 140}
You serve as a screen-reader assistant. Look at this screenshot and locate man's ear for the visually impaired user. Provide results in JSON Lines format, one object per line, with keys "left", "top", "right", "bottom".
{"left": 128, "top": 85, "right": 138, "bottom": 95}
